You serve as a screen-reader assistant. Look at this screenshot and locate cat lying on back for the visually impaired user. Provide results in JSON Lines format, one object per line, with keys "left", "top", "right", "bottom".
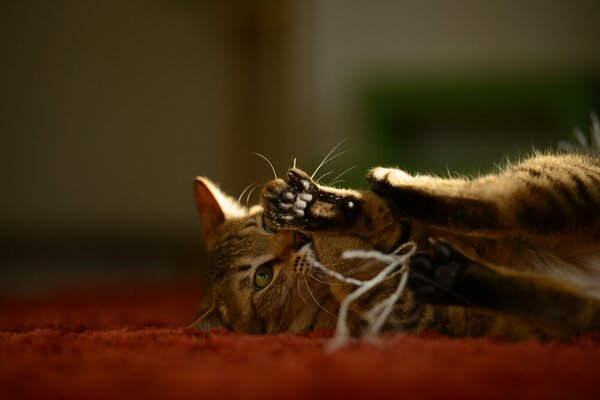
{"left": 192, "top": 141, "right": 600, "bottom": 339}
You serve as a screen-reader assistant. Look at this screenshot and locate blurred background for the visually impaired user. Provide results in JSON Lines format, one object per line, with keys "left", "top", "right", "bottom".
{"left": 1, "top": 0, "right": 599, "bottom": 297}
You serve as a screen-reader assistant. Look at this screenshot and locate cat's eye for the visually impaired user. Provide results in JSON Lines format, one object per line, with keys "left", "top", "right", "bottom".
{"left": 254, "top": 264, "right": 274, "bottom": 290}
{"left": 262, "top": 220, "right": 276, "bottom": 234}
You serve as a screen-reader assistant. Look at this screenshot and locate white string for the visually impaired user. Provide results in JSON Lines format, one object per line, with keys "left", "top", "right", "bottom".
{"left": 302, "top": 242, "right": 416, "bottom": 350}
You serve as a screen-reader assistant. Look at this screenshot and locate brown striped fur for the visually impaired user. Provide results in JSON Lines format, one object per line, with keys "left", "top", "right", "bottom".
{"left": 192, "top": 150, "right": 600, "bottom": 339}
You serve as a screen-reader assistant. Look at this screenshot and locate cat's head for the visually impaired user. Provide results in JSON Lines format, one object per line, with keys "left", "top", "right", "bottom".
{"left": 191, "top": 177, "right": 335, "bottom": 333}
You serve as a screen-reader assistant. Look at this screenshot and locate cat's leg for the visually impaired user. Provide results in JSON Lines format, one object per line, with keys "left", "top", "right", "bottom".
{"left": 367, "top": 156, "right": 600, "bottom": 245}
{"left": 367, "top": 167, "right": 510, "bottom": 237}
{"left": 409, "top": 241, "right": 600, "bottom": 335}
{"left": 261, "top": 168, "right": 408, "bottom": 249}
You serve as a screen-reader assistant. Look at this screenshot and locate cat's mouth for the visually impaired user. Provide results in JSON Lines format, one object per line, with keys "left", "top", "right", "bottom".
{"left": 293, "top": 231, "right": 312, "bottom": 251}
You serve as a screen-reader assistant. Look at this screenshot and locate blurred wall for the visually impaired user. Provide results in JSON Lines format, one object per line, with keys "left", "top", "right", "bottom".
{"left": 2, "top": 1, "right": 250, "bottom": 237}
{"left": 310, "top": 0, "right": 600, "bottom": 151}
{"left": 1, "top": 0, "right": 599, "bottom": 294}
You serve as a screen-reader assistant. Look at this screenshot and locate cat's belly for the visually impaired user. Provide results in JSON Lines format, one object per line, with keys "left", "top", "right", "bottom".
{"left": 519, "top": 250, "right": 600, "bottom": 299}
{"left": 563, "top": 254, "right": 600, "bottom": 298}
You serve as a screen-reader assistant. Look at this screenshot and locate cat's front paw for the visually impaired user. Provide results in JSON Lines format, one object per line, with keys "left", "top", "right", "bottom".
{"left": 261, "top": 168, "right": 316, "bottom": 229}
{"left": 367, "top": 167, "right": 414, "bottom": 197}
{"left": 408, "top": 241, "right": 473, "bottom": 306}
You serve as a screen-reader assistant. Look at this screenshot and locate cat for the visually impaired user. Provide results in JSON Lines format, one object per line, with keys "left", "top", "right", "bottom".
{"left": 191, "top": 131, "right": 600, "bottom": 339}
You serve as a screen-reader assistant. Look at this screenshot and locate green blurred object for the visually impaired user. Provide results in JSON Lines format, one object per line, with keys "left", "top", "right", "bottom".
{"left": 362, "top": 75, "right": 600, "bottom": 176}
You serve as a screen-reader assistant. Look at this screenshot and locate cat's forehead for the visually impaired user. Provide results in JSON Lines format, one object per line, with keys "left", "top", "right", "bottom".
{"left": 208, "top": 212, "right": 272, "bottom": 279}
{"left": 212, "top": 220, "right": 256, "bottom": 260}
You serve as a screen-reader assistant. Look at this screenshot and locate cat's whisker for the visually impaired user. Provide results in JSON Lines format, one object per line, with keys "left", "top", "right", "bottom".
{"left": 304, "top": 278, "right": 337, "bottom": 319}
{"left": 315, "top": 170, "right": 335, "bottom": 184}
{"left": 292, "top": 157, "right": 297, "bottom": 169}
{"left": 328, "top": 165, "right": 356, "bottom": 186}
{"left": 285, "top": 265, "right": 342, "bottom": 286}
{"left": 344, "top": 259, "right": 383, "bottom": 275}
{"left": 309, "top": 261, "right": 364, "bottom": 288}
{"left": 311, "top": 150, "right": 350, "bottom": 181}
{"left": 246, "top": 183, "right": 265, "bottom": 207}
{"left": 329, "top": 179, "right": 345, "bottom": 187}
{"left": 311, "top": 137, "right": 348, "bottom": 179}
{"left": 251, "top": 152, "right": 278, "bottom": 180}
{"left": 296, "top": 275, "right": 312, "bottom": 310}
{"left": 306, "top": 271, "right": 344, "bottom": 287}
{"left": 317, "top": 259, "right": 350, "bottom": 268}
{"left": 237, "top": 182, "right": 259, "bottom": 204}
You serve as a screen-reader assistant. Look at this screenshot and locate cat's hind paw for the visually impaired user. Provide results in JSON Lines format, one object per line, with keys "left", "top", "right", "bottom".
{"left": 408, "top": 241, "right": 473, "bottom": 306}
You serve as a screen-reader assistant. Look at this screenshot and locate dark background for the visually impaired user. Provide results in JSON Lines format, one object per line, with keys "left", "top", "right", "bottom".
{"left": 1, "top": 0, "right": 599, "bottom": 296}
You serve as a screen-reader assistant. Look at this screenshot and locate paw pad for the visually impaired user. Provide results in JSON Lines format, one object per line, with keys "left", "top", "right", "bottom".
{"left": 262, "top": 168, "right": 317, "bottom": 227}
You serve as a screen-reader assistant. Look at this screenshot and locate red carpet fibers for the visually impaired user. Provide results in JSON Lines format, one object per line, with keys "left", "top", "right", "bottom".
{"left": 1, "top": 285, "right": 599, "bottom": 400}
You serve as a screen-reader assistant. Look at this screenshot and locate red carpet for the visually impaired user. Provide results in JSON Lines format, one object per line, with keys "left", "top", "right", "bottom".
{"left": 1, "top": 285, "right": 599, "bottom": 400}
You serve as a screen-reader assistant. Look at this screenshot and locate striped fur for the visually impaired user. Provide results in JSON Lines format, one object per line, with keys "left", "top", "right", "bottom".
{"left": 192, "top": 150, "right": 600, "bottom": 339}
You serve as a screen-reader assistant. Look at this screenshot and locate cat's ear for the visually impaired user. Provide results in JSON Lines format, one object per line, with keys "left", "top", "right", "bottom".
{"left": 189, "top": 288, "right": 223, "bottom": 331}
{"left": 194, "top": 177, "right": 247, "bottom": 250}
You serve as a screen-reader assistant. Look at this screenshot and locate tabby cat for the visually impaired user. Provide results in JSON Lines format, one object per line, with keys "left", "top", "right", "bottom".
{"left": 192, "top": 136, "right": 600, "bottom": 339}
